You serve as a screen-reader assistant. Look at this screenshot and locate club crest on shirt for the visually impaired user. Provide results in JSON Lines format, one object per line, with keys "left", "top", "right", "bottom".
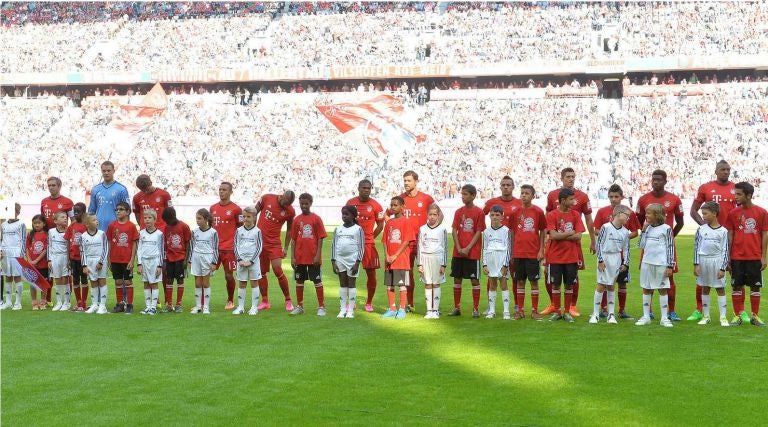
{"left": 155, "top": 197, "right": 161, "bottom": 203}
{"left": 562, "top": 221, "right": 574, "bottom": 232}
{"left": 117, "top": 232, "right": 129, "bottom": 246}
{"left": 301, "top": 224, "right": 313, "bottom": 238}
{"left": 664, "top": 201, "right": 670, "bottom": 208}
{"left": 57, "top": 203, "right": 63, "bottom": 209}
{"left": 523, "top": 217, "right": 535, "bottom": 232}
{"left": 417, "top": 202, "right": 423, "bottom": 208}
{"left": 33, "top": 241, "right": 44, "bottom": 253}
{"left": 390, "top": 229, "right": 402, "bottom": 243}
{"left": 226, "top": 210, "right": 231, "bottom": 216}
{"left": 744, "top": 218, "right": 757, "bottom": 233}
{"left": 462, "top": 218, "right": 474, "bottom": 232}
{"left": 367, "top": 206, "right": 372, "bottom": 212}
{"left": 171, "top": 234, "right": 182, "bottom": 247}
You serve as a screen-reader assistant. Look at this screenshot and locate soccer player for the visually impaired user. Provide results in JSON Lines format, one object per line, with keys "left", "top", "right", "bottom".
{"left": 346, "top": 179, "right": 384, "bottom": 312}
{"left": 106, "top": 202, "right": 139, "bottom": 314}
{"left": 545, "top": 188, "right": 585, "bottom": 322}
{"left": 635, "top": 170, "right": 684, "bottom": 321}
{"left": 88, "top": 161, "right": 131, "bottom": 232}
{"left": 393, "top": 170, "right": 435, "bottom": 311}
{"left": 449, "top": 184, "right": 485, "bottom": 318}
{"left": 132, "top": 174, "right": 172, "bottom": 231}
{"left": 41, "top": 176, "right": 74, "bottom": 229}
{"left": 635, "top": 204, "right": 674, "bottom": 328}
{"left": 81, "top": 214, "right": 109, "bottom": 314}
{"left": 483, "top": 206, "right": 512, "bottom": 319}
{"left": 234, "top": 207, "right": 263, "bottom": 315}
{"left": 290, "top": 193, "right": 327, "bottom": 316}
{"left": 1, "top": 203, "right": 26, "bottom": 310}
{"left": 48, "top": 212, "right": 71, "bottom": 311}
{"left": 590, "top": 206, "right": 631, "bottom": 325}
{"left": 725, "top": 182, "right": 768, "bottom": 326}
{"left": 693, "top": 202, "right": 730, "bottom": 326}
{"left": 331, "top": 205, "right": 364, "bottom": 319}
{"left": 593, "top": 184, "right": 640, "bottom": 319}
{"left": 137, "top": 209, "right": 164, "bottom": 315}
{"left": 417, "top": 204, "right": 448, "bottom": 319}
{"left": 189, "top": 209, "right": 218, "bottom": 315}
{"left": 687, "top": 160, "right": 737, "bottom": 321}
{"left": 26, "top": 214, "right": 49, "bottom": 310}
{"left": 161, "top": 207, "right": 191, "bottom": 313}
{"left": 510, "top": 185, "right": 547, "bottom": 320}
{"left": 382, "top": 196, "right": 415, "bottom": 319}
{"left": 543, "top": 167, "right": 595, "bottom": 317}
{"left": 65, "top": 203, "right": 88, "bottom": 311}
{"left": 210, "top": 182, "right": 243, "bottom": 310}
{"left": 482, "top": 176, "right": 522, "bottom": 313}
{"left": 255, "top": 190, "right": 296, "bottom": 311}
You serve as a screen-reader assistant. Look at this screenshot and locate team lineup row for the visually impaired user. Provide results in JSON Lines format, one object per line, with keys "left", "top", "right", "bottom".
{"left": 1, "top": 162, "right": 766, "bottom": 326}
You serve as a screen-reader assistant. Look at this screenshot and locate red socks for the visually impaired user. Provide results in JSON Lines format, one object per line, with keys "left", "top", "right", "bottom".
{"left": 365, "top": 270, "right": 376, "bottom": 304}
{"left": 225, "top": 274, "right": 236, "bottom": 302}
{"left": 531, "top": 288, "right": 539, "bottom": 311}
{"left": 164, "top": 286, "right": 173, "bottom": 305}
{"left": 668, "top": 276, "right": 676, "bottom": 312}
{"left": 387, "top": 288, "right": 396, "bottom": 310}
{"left": 126, "top": 286, "right": 134, "bottom": 304}
{"left": 750, "top": 291, "right": 761, "bottom": 315}
{"left": 399, "top": 289, "right": 408, "bottom": 309}
{"left": 258, "top": 277, "right": 269, "bottom": 303}
{"left": 453, "top": 286, "right": 462, "bottom": 308}
{"left": 695, "top": 285, "right": 703, "bottom": 311}
{"left": 515, "top": 287, "right": 525, "bottom": 312}
{"left": 296, "top": 284, "right": 305, "bottom": 307}
{"left": 315, "top": 284, "right": 324, "bottom": 308}
{"left": 176, "top": 285, "right": 184, "bottom": 305}
{"left": 471, "top": 285, "right": 480, "bottom": 310}
{"left": 116, "top": 285, "right": 124, "bottom": 304}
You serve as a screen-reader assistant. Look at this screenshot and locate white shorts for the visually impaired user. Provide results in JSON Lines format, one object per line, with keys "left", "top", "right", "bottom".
{"left": 1, "top": 249, "right": 22, "bottom": 276}
{"left": 139, "top": 257, "right": 163, "bottom": 284}
{"left": 484, "top": 251, "right": 508, "bottom": 278}
{"left": 696, "top": 257, "right": 726, "bottom": 288}
{"left": 334, "top": 253, "right": 360, "bottom": 278}
{"left": 597, "top": 253, "right": 622, "bottom": 286}
{"left": 49, "top": 253, "right": 70, "bottom": 278}
{"left": 190, "top": 252, "right": 215, "bottom": 277}
{"left": 639, "top": 263, "right": 670, "bottom": 290}
{"left": 419, "top": 253, "right": 446, "bottom": 285}
{"left": 236, "top": 261, "right": 262, "bottom": 282}
{"left": 84, "top": 258, "right": 107, "bottom": 281}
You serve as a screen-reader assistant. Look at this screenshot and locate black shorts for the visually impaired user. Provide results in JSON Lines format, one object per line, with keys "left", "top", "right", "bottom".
{"left": 450, "top": 257, "right": 480, "bottom": 280}
{"left": 616, "top": 269, "right": 630, "bottom": 285}
{"left": 384, "top": 269, "right": 409, "bottom": 287}
{"left": 513, "top": 258, "right": 541, "bottom": 282}
{"left": 111, "top": 263, "right": 133, "bottom": 281}
{"left": 165, "top": 260, "right": 186, "bottom": 284}
{"left": 70, "top": 259, "right": 87, "bottom": 285}
{"left": 37, "top": 268, "right": 49, "bottom": 280}
{"left": 548, "top": 263, "right": 578, "bottom": 287}
{"left": 294, "top": 265, "right": 322, "bottom": 284}
{"left": 731, "top": 260, "right": 763, "bottom": 288}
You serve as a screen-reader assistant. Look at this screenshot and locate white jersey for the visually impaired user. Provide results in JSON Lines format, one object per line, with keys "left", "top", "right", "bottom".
{"left": 482, "top": 225, "right": 511, "bottom": 264}
{"left": 47, "top": 228, "right": 69, "bottom": 257}
{"left": 81, "top": 230, "right": 109, "bottom": 265}
{"left": 596, "top": 223, "right": 631, "bottom": 266}
{"left": 331, "top": 224, "right": 364, "bottom": 263}
{"left": 638, "top": 223, "right": 674, "bottom": 267}
{"left": 137, "top": 228, "right": 165, "bottom": 262}
{"left": 694, "top": 224, "right": 729, "bottom": 270}
{"left": 191, "top": 227, "right": 219, "bottom": 263}
{"left": 417, "top": 223, "right": 448, "bottom": 267}
{"left": 1, "top": 220, "right": 26, "bottom": 254}
{"left": 234, "top": 225, "right": 263, "bottom": 263}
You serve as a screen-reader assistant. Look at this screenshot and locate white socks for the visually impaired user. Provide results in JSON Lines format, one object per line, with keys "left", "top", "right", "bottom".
{"left": 91, "top": 286, "right": 99, "bottom": 307}
{"left": 194, "top": 287, "right": 202, "bottom": 308}
{"left": 339, "top": 287, "right": 348, "bottom": 313}
{"left": 251, "top": 286, "right": 260, "bottom": 308}
{"left": 488, "top": 290, "right": 497, "bottom": 314}
{"left": 348, "top": 287, "right": 356, "bottom": 312}
{"left": 642, "top": 293, "right": 651, "bottom": 318}
{"left": 659, "top": 294, "right": 669, "bottom": 320}
{"left": 237, "top": 287, "right": 246, "bottom": 309}
{"left": 501, "top": 290, "right": 510, "bottom": 314}
{"left": 425, "top": 288, "right": 433, "bottom": 312}
{"left": 606, "top": 290, "right": 615, "bottom": 315}
{"left": 433, "top": 287, "right": 441, "bottom": 312}
{"left": 593, "top": 290, "right": 603, "bottom": 316}
{"left": 15, "top": 282, "right": 23, "bottom": 304}
{"left": 99, "top": 285, "right": 108, "bottom": 307}
{"left": 702, "top": 294, "right": 728, "bottom": 318}
{"left": 203, "top": 288, "right": 211, "bottom": 309}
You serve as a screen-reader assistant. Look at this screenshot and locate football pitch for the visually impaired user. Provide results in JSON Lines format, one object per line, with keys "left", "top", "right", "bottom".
{"left": 2, "top": 235, "right": 766, "bottom": 426}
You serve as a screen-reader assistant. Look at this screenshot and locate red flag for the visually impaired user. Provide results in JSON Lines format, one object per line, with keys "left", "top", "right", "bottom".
{"left": 13, "top": 257, "right": 51, "bottom": 291}
{"left": 112, "top": 83, "right": 168, "bottom": 132}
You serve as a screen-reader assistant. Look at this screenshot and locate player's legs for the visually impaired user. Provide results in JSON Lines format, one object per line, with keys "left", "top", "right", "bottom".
{"left": 257, "top": 251, "right": 271, "bottom": 307}
{"left": 667, "top": 274, "right": 680, "bottom": 320}
{"left": 487, "top": 277, "right": 498, "bottom": 317}
{"left": 424, "top": 283, "right": 434, "bottom": 318}
{"left": 541, "top": 264, "right": 556, "bottom": 315}
{"left": 310, "top": 265, "right": 325, "bottom": 314}
{"left": 219, "top": 251, "right": 237, "bottom": 309}
{"left": 345, "top": 273, "right": 357, "bottom": 315}
{"left": 338, "top": 272, "right": 349, "bottom": 318}
{"left": 687, "top": 284, "right": 704, "bottom": 321}
{"left": 714, "top": 286, "right": 728, "bottom": 324}
{"left": 605, "top": 285, "right": 616, "bottom": 317}
{"left": 236, "top": 280, "right": 248, "bottom": 312}
{"left": 592, "top": 283, "right": 606, "bottom": 319}
{"left": 499, "top": 276, "right": 510, "bottom": 317}
{"left": 364, "top": 268, "right": 377, "bottom": 311}
{"left": 406, "top": 249, "right": 416, "bottom": 309}
{"left": 700, "top": 286, "right": 712, "bottom": 320}
{"left": 270, "top": 257, "right": 293, "bottom": 310}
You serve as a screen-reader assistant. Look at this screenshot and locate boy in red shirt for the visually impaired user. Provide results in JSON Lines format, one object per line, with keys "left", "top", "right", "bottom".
{"left": 290, "top": 193, "right": 327, "bottom": 316}
{"left": 448, "top": 184, "right": 486, "bottom": 318}
{"left": 161, "top": 207, "right": 191, "bottom": 313}
{"left": 726, "top": 182, "right": 768, "bottom": 326}
{"left": 382, "top": 196, "right": 415, "bottom": 319}
{"left": 106, "top": 202, "right": 139, "bottom": 313}
{"left": 510, "top": 184, "right": 547, "bottom": 320}
{"left": 546, "top": 188, "right": 585, "bottom": 322}
{"left": 65, "top": 203, "right": 89, "bottom": 310}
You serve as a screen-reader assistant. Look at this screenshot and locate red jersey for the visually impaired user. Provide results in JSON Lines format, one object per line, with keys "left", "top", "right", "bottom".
{"left": 483, "top": 196, "right": 522, "bottom": 228}
{"left": 399, "top": 191, "right": 435, "bottom": 233}
{"left": 382, "top": 216, "right": 415, "bottom": 270}
{"left": 636, "top": 191, "right": 683, "bottom": 228}
{"left": 291, "top": 213, "right": 327, "bottom": 265}
{"left": 27, "top": 231, "right": 48, "bottom": 268}
{"left": 726, "top": 205, "right": 768, "bottom": 260}
{"left": 346, "top": 196, "right": 384, "bottom": 244}
{"left": 594, "top": 205, "right": 641, "bottom": 233}
{"left": 257, "top": 194, "right": 295, "bottom": 247}
{"left": 452, "top": 205, "right": 486, "bottom": 259}
{"left": 163, "top": 221, "right": 192, "bottom": 262}
{"left": 106, "top": 220, "right": 139, "bottom": 263}
{"left": 546, "top": 188, "right": 592, "bottom": 216}
{"left": 694, "top": 181, "right": 737, "bottom": 227}
{"left": 133, "top": 188, "right": 172, "bottom": 230}
{"left": 545, "top": 209, "right": 585, "bottom": 264}
{"left": 510, "top": 205, "right": 547, "bottom": 258}
{"left": 64, "top": 222, "right": 87, "bottom": 260}
{"left": 41, "top": 195, "right": 74, "bottom": 229}
{"left": 210, "top": 202, "right": 243, "bottom": 251}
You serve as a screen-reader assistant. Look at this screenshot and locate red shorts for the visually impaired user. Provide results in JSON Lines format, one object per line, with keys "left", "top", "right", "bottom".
{"left": 217, "top": 250, "right": 237, "bottom": 272}
{"left": 362, "top": 243, "right": 380, "bottom": 270}
{"left": 260, "top": 245, "right": 285, "bottom": 273}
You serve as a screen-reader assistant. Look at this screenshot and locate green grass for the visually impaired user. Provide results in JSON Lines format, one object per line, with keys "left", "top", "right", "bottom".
{"left": 2, "top": 235, "right": 767, "bottom": 426}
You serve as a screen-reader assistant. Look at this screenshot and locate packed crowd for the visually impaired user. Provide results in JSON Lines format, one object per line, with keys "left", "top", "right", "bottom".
{"left": 2, "top": 2, "right": 766, "bottom": 73}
